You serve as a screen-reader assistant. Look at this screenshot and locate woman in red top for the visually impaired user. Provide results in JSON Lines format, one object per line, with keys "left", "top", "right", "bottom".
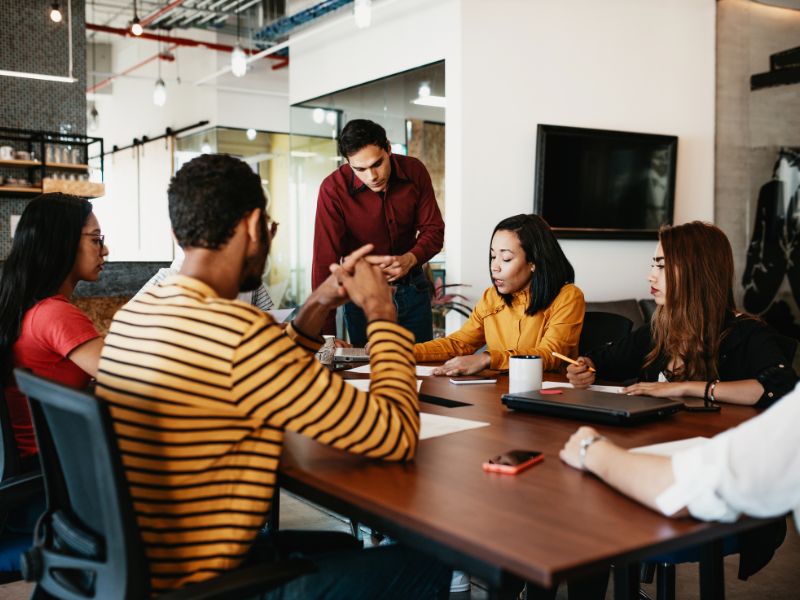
{"left": 0, "top": 193, "right": 108, "bottom": 468}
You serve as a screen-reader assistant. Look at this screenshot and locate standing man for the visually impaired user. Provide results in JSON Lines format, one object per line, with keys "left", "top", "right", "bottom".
{"left": 313, "top": 119, "right": 445, "bottom": 346}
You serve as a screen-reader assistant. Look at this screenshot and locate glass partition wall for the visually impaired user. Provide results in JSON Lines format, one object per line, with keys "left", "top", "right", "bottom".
{"left": 175, "top": 127, "right": 337, "bottom": 309}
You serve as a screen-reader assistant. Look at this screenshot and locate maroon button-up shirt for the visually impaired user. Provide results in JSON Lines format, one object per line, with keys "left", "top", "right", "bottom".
{"left": 312, "top": 153, "right": 445, "bottom": 335}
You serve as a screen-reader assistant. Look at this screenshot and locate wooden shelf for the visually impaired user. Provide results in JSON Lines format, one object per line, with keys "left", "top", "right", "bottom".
{"left": 42, "top": 178, "right": 105, "bottom": 198}
{"left": 0, "top": 185, "right": 42, "bottom": 194}
{"left": 0, "top": 159, "right": 41, "bottom": 167}
{"left": 46, "top": 162, "right": 90, "bottom": 171}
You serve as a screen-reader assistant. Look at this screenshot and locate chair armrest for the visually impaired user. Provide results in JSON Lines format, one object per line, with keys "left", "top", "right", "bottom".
{"left": 0, "top": 471, "right": 44, "bottom": 512}
{"left": 158, "top": 559, "right": 315, "bottom": 600}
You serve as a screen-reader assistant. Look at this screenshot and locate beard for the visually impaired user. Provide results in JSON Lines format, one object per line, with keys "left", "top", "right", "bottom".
{"left": 240, "top": 218, "right": 270, "bottom": 293}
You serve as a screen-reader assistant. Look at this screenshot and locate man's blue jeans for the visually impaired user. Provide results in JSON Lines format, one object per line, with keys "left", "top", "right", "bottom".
{"left": 344, "top": 270, "right": 433, "bottom": 346}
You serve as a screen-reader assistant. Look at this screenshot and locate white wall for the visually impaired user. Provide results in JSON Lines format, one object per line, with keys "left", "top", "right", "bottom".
{"left": 455, "top": 0, "right": 716, "bottom": 302}
{"left": 289, "top": 0, "right": 716, "bottom": 304}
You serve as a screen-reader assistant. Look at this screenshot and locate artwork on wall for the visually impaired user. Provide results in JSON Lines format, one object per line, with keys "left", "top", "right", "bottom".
{"left": 742, "top": 147, "right": 800, "bottom": 338}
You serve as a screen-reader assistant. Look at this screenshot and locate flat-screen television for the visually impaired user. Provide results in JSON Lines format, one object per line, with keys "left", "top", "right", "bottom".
{"left": 534, "top": 125, "right": 678, "bottom": 239}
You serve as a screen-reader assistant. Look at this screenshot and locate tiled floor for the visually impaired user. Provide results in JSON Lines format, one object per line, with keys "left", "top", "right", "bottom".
{"left": 2, "top": 493, "right": 799, "bottom": 599}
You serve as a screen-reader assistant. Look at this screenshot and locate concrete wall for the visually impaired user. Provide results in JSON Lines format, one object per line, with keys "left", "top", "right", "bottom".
{"left": 715, "top": 0, "right": 800, "bottom": 307}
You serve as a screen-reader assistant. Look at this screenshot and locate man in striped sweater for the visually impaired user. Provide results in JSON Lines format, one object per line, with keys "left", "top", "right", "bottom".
{"left": 96, "top": 154, "right": 450, "bottom": 597}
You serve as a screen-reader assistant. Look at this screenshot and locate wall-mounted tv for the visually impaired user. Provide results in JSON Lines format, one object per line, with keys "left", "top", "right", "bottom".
{"left": 534, "top": 125, "right": 678, "bottom": 239}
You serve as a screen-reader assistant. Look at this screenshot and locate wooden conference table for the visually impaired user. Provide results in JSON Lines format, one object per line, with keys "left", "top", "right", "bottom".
{"left": 279, "top": 372, "right": 770, "bottom": 598}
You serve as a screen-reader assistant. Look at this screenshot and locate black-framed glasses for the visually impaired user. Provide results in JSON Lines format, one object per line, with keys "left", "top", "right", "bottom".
{"left": 83, "top": 234, "right": 105, "bottom": 249}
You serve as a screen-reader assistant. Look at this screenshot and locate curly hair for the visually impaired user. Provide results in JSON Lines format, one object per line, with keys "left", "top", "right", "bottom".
{"left": 338, "top": 119, "right": 390, "bottom": 158}
{"left": 168, "top": 154, "right": 266, "bottom": 249}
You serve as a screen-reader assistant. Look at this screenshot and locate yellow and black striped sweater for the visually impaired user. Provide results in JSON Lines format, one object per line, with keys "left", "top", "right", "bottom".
{"left": 96, "top": 275, "right": 419, "bottom": 592}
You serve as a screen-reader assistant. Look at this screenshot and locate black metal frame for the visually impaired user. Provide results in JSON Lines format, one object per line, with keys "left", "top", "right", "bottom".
{"left": 0, "top": 127, "right": 105, "bottom": 194}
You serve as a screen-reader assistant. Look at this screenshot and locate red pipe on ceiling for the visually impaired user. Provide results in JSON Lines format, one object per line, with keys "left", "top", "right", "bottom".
{"left": 87, "top": 43, "right": 178, "bottom": 94}
{"left": 86, "top": 23, "right": 288, "bottom": 64}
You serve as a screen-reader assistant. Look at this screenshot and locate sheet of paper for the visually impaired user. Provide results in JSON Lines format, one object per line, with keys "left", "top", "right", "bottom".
{"left": 345, "top": 379, "right": 423, "bottom": 392}
{"left": 267, "top": 308, "right": 294, "bottom": 323}
{"left": 419, "top": 412, "right": 490, "bottom": 440}
{"left": 541, "top": 381, "right": 624, "bottom": 394}
{"left": 631, "top": 437, "right": 710, "bottom": 457}
{"left": 347, "top": 364, "right": 440, "bottom": 376}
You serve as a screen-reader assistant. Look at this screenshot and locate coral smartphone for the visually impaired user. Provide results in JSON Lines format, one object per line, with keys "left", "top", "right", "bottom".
{"left": 482, "top": 450, "right": 544, "bottom": 475}
{"left": 449, "top": 375, "right": 498, "bottom": 384}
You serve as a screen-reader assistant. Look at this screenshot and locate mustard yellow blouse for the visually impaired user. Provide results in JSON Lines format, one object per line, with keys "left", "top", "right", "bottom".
{"left": 414, "top": 283, "right": 585, "bottom": 371}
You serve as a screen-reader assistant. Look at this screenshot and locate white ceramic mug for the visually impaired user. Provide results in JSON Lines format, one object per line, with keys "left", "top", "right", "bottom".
{"left": 0, "top": 146, "right": 13, "bottom": 160}
{"left": 509, "top": 355, "right": 543, "bottom": 394}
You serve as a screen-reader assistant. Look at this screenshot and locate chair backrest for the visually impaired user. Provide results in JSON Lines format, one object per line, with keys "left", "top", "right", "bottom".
{"left": 0, "top": 386, "right": 21, "bottom": 482}
{"left": 14, "top": 369, "right": 149, "bottom": 600}
{"left": 579, "top": 311, "right": 634, "bottom": 356}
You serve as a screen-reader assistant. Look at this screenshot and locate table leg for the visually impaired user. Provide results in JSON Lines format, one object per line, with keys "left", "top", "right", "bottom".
{"left": 614, "top": 562, "right": 640, "bottom": 600}
{"left": 699, "top": 539, "right": 725, "bottom": 600}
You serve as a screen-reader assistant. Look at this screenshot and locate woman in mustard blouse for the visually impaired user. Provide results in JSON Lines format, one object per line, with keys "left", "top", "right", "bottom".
{"left": 416, "top": 214, "right": 585, "bottom": 375}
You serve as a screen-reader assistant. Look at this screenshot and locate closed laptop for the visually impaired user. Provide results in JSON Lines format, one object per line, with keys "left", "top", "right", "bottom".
{"left": 501, "top": 388, "right": 682, "bottom": 424}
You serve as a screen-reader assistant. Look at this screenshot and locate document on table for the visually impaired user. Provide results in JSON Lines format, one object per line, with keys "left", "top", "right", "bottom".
{"left": 267, "top": 308, "right": 294, "bottom": 323}
{"left": 347, "top": 364, "right": 440, "bottom": 376}
{"left": 420, "top": 412, "right": 490, "bottom": 440}
{"left": 345, "top": 379, "right": 423, "bottom": 393}
{"left": 541, "top": 381, "right": 624, "bottom": 394}
{"left": 631, "top": 437, "right": 710, "bottom": 457}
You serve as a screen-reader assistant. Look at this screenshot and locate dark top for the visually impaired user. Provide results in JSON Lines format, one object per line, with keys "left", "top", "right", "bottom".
{"left": 587, "top": 315, "right": 797, "bottom": 407}
{"left": 312, "top": 154, "right": 445, "bottom": 334}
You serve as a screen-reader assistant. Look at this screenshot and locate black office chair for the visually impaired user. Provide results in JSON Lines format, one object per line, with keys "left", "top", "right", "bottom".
{"left": 14, "top": 369, "right": 313, "bottom": 600}
{"left": 0, "top": 386, "right": 44, "bottom": 582}
{"left": 579, "top": 311, "right": 634, "bottom": 356}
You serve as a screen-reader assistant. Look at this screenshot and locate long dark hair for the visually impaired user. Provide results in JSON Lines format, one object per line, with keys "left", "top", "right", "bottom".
{"left": 0, "top": 194, "right": 93, "bottom": 377}
{"left": 491, "top": 214, "right": 575, "bottom": 315}
{"left": 644, "top": 221, "right": 737, "bottom": 381}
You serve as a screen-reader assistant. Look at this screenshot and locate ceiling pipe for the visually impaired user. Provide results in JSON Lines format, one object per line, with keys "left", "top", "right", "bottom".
{"left": 86, "top": 23, "right": 288, "bottom": 67}
{"left": 141, "top": 0, "right": 187, "bottom": 27}
{"left": 86, "top": 43, "right": 178, "bottom": 93}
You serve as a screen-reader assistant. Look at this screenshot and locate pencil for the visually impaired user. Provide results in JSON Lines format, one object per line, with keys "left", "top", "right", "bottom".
{"left": 551, "top": 351, "right": 596, "bottom": 373}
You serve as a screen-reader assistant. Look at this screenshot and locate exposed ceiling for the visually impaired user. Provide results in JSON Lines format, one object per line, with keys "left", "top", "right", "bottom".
{"left": 86, "top": 0, "right": 287, "bottom": 38}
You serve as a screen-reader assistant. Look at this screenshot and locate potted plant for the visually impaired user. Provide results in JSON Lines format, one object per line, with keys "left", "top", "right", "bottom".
{"left": 430, "top": 274, "right": 472, "bottom": 339}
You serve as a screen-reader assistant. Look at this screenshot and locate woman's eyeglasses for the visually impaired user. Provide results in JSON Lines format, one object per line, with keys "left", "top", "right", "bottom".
{"left": 83, "top": 234, "right": 105, "bottom": 249}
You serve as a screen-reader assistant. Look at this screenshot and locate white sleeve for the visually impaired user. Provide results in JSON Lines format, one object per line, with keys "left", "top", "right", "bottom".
{"left": 655, "top": 387, "right": 800, "bottom": 524}
{"left": 132, "top": 268, "right": 173, "bottom": 300}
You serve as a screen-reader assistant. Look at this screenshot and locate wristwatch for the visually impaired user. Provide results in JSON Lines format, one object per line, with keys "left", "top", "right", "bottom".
{"left": 579, "top": 434, "right": 607, "bottom": 471}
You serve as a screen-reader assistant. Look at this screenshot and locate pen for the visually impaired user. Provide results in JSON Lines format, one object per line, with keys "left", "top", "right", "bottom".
{"left": 551, "top": 351, "right": 596, "bottom": 373}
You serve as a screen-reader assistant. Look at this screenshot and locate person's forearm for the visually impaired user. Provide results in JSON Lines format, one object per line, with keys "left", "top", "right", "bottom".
{"left": 293, "top": 293, "right": 332, "bottom": 340}
{"left": 681, "top": 379, "right": 763, "bottom": 405}
{"left": 585, "top": 441, "right": 677, "bottom": 513}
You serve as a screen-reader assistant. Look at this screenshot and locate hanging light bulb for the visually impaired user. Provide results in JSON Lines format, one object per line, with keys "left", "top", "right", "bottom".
{"left": 201, "top": 140, "right": 211, "bottom": 154}
{"left": 130, "top": 17, "right": 143, "bottom": 36}
{"left": 50, "top": 3, "right": 63, "bottom": 23}
{"left": 231, "top": 44, "right": 247, "bottom": 77}
{"left": 130, "top": 0, "right": 142, "bottom": 35}
{"left": 418, "top": 82, "right": 431, "bottom": 98}
{"left": 153, "top": 78, "right": 167, "bottom": 106}
{"left": 246, "top": 128, "right": 257, "bottom": 141}
{"left": 354, "top": 0, "right": 372, "bottom": 29}
{"left": 312, "top": 108, "right": 325, "bottom": 124}
{"left": 88, "top": 105, "right": 100, "bottom": 131}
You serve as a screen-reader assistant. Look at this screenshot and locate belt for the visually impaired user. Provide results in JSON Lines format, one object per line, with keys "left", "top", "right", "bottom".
{"left": 390, "top": 266, "right": 424, "bottom": 286}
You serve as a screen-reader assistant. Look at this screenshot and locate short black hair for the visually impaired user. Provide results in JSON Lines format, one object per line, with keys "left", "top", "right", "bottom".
{"left": 168, "top": 154, "right": 266, "bottom": 249}
{"left": 491, "top": 214, "right": 575, "bottom": 315}
{"left": 338, "top": 119, "right": 390, "bottom": 158}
